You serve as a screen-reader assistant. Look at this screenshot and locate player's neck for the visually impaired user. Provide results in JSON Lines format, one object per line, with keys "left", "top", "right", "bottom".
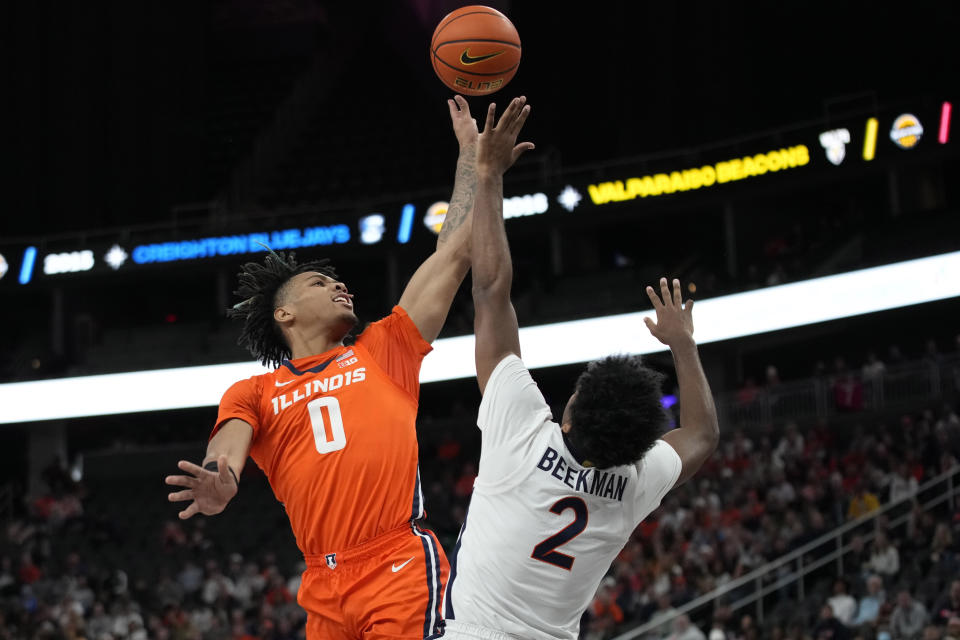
{"left": 561, "top": 429, "right": 589, "bottom": 467}
{"left": 286, "top": 331, "right": 345, "bottom": 361}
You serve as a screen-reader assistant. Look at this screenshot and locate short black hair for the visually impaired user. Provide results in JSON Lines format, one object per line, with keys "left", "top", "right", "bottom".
{"left": 226, "top": 250, "right": 337, "bottom": 368}
{"left": 566, "top": 355, "right": 668, "bottom": 469}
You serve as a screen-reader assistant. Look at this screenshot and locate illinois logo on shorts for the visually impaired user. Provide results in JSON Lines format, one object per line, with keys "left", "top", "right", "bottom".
{"left": 325, "top": 553, "right": 337, "bottom": 570}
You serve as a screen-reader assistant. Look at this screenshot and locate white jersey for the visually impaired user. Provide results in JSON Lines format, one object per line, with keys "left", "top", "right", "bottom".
{"left": 442, "top": 355, "right": 682, "bottom": 639}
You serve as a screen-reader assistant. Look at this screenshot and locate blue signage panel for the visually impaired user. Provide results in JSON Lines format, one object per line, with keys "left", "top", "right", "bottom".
{"left": 131, "top": 225, "right": 351, "bottom": 265}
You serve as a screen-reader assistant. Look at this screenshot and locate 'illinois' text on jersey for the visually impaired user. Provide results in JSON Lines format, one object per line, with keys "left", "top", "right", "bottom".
{"left": 271, "top": 368, "right": 367, "bottom": 415}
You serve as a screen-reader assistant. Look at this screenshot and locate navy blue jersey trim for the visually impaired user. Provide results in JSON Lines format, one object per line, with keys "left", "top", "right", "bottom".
{"left": 412, "top": 523, "right": 442, "bottom": 638}
{"left": 420, "top": 533, "right": 433, "bottom": 638}
{"left": 281, "top": 354, "right": 338, "bottom": 376}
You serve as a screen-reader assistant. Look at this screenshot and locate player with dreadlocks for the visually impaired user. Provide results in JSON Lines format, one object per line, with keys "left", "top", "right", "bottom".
{"left": 165, "top": 95, "right": 535, "bottom": 640}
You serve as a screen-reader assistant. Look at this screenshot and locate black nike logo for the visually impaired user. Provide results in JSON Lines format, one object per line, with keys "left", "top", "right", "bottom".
{"left": 460, "top": 49, "right": 505, "bottom": 65}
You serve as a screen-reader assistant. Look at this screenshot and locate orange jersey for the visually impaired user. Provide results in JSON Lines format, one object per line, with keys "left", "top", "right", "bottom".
{"left": 214, "top": 306, "right": 431, "bottom": 555}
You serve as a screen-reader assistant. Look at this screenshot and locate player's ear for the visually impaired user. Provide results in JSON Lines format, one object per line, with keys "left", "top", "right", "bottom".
{"left": 274, "top": 305, "right": 294, "bottom": 326}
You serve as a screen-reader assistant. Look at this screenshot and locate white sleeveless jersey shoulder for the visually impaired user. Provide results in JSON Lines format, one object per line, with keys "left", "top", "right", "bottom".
{"left": 442, "top": 355, "right": 682, "bottom": 639}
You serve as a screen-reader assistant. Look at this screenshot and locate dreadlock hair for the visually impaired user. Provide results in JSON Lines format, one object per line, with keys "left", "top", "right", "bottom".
{"left": 566, "top": 355, "right": 669, "bottom": 469}
{"left": 226, "top": 249, "right": 338, "bottom": 368}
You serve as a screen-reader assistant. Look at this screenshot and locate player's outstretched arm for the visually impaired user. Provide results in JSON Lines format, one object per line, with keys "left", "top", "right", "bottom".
{"left": 644, "top": 278, "right": 719, "bottom": 488}
{"left": 397, "top": 96, "right": 480, "bottom": 343}
{"left": 165, "top": 418, "right": 252, "bottom": 519}
{"left": 471, "top": 97, "right": 534, "bottom": 393}
{"left": 437, "top": 95, "right": 480, "bottom": 251}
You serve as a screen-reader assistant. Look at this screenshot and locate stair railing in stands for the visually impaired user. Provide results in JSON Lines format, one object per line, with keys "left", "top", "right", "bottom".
{"left": 612, "top": 464, "right": 959, "bottom": 639}
{"left": 714, "top": 355, "right": 957, "bottom": 429}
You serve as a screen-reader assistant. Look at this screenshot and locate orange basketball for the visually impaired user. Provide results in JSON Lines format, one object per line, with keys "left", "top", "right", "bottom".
{"left": 430, "top": 5, "right": 521, "bottom": 96}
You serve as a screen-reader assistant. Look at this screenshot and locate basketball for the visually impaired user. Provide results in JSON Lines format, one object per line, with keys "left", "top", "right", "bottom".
{"left": 430, "top": 5, "right": 521, "bottom": 96}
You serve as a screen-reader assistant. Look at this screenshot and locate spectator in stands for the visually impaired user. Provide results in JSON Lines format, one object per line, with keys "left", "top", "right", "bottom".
{"left": 110, "top": 599, "right": 145, "bottom": 639}
{"left": 694, "top": 478, "right": 723, "bottom": 512}
{"left": 86, "top": 601, "right": 112, "bottom": 638}
{"left": 865, "top": 530, "right": 900, "bottom": 579}
{"left": 925, "top": 523, "right": 958, "bottom": 578}
{"left": 51, "top": 593, "right": 84, "bottom": 631}
{"left": 938, "top": 404, "right": 960, "bottom": 428}
{"left": 832, "top": 359, "right": 864, "bottom": 412}
{"left": 944, "top": 617, "right": 960, "bottom": 640}
{"left": 828, "top": 577, "right": 857, "bottom": 626}
{"left": 707, "top": 606, "right": 733, "bottom": 640}
{"left": 845, "top": 534, "right": 872, "bottom": 572}
{"left": 186, "top": 519, "right": 213, "bottom": 552}
{"left": 889, "top": 590, "right": 928, "bottom": 640}
{"left": 924, "top": 625, "right": 943, "bottom": 640}
{"left": 232, "top": 619, "right": 258, "bottom": 640}
{"left": 647, "top": 593, "right": 679, "bottom": 639}
{"left": 852, "top": 574, "right": 886, "bottom": 629}
{"left": 734, "top": 540, "right": 767, "bottom": 577}
{"left": 847, "top": 482, "right": 880, "bottom": 520}
{"left": 932, "top": 580, "right": 960, "bottom": 627}
{"left": 177, "top": 558, "right": 203, "bottom": 596}
{"left": 863, "top": 352, "right": 887, "bottom": 380}
{"left": 264, "top": 571, "right": 294, "bottom": 607}
{"left": 776, "top": 422, "right": 805, "bottom": 461}
{"left": 17, "top": 551, "right": 42, "bottom": 585}
{"left": 768, "top": 469, "right": 798, "bottom": 510}
{"left": 201, "top": 560, "right": 235, "bottom": 606}
{"left": 766, "top": 365, "right": 781, "bottom": 389}
{"left": 889, "top": 463, "right": 919, "bottom": 503}
{"left": 735, "top": 377, "right": 760, "bottom": 408}
{"left": 734, "top": 613, "right": 760, "bottom": 640}
{"left": 155, "top": 568, "right": 184, "bottom": 608}
{"left": 813, "top": 602, "right": 851, "bottom": 640}
{"left": 667, "top": 614, "right": 707, "bottom": 640}
{"left": 924, "top": 339, "right": 943, "bottom": 367}
{"left": 766, "top": 263, "right": 787, "bottom": 287}
{"left": 783, "top": 620, "right": 812, "bottom": 640}
{"left": 906, "top": 502, "right": 937, "bottom": 556}
{"left": 862, "top": 351, "right": 886, "bottom": 408}
{"left": 586, "top": 576, "right": 624, "bottom": 639}
{"left": 454, "top": 461, "right": 478, "bottom": 498}
{"left": 286, "top": 560, "right": 305, "bottom": 599}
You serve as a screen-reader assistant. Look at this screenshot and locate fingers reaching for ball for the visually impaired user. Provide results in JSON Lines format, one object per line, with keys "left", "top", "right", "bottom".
{"left": 476, "top": 96, "right": 533, "bottom": 175}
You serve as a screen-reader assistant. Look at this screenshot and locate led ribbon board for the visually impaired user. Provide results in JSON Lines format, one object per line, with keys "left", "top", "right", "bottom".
{"left": 586, "top": 146, "right": 812, "bottom": 205}
{"left": 2, "top": 250, "right": 959, "bottom": 424}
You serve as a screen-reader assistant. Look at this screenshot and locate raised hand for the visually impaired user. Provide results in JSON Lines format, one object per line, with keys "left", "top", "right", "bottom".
{"left": 476, "top": 96, "right": 535, "bottom": 176}
{"left": 448, "top": 95, "right": 479, "bottom": 149}
{"left": 165, "top": 455, "right": 238, "bottom": 520}
{"left": 644, "top": 278, "right": 695, "bottom": 347}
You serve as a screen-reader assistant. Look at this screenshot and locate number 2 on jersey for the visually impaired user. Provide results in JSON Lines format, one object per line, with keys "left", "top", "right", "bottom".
{"left": 531, "top": 497, "right": 588, "bottom": 570}
{"left": 307, "top": 397, "right": 346, "bottom": 453}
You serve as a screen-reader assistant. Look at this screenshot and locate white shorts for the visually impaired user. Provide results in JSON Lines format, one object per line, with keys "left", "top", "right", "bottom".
{"left": 442, "top": 620, "right": 523, "bottom": 640}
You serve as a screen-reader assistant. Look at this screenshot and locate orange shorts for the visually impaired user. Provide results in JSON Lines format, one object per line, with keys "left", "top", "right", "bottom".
{"left": 299, "top": 523, "right": 449, "bottom": 640}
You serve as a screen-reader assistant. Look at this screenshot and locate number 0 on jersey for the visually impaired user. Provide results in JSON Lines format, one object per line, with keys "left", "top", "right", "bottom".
{"left": 308, "top": 396, "right": 347, "bottom": 453}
